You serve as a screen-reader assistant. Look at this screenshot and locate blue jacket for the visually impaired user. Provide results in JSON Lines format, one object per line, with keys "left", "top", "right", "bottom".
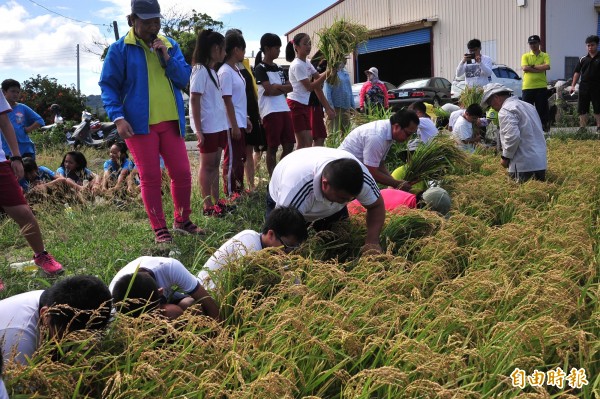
{"left": 99, "top": 29, "right": 191, "bottom": 136}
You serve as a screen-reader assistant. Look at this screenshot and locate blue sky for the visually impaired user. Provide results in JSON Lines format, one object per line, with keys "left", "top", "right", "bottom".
{"left": 0, "top": 0, "right": 336, "bottom": 95}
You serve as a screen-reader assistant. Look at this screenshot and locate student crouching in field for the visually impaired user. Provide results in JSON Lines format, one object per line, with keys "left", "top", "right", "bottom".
{"left": 198, "top": 206, "right": 308, "bottom": 290}
{"left": 0, "top": 276, "right": 112, "bottom": 365}
{"left": 111, "top": 256, "right": 221, "bottom": 321}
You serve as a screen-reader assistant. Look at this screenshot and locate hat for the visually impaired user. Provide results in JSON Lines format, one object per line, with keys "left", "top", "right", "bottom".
{"left": 480, "top": 83, "right": 513, "bottom": 108}
{"left": 131, "top": 0, "right": 163, "bottom": 19}
{"left": 422, "top": 187, "right": 451, "bottom": 216}
{"left": 528, "top": 35, "right": 541, "bottom": 44}
{"left": 365, "top": 67, "right": 379, "bottom": 79}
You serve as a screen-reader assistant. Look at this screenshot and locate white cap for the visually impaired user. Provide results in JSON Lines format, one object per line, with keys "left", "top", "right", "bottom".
{"left": 481, "top": 83, "right": 513, "bottom": 108}
{"left": 365, "top": 67, "right": 379, "bottom": 80}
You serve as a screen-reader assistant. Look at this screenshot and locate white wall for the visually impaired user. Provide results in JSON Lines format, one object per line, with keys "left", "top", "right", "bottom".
{"left": 546, "top": 0, "right": 598, "bottom": 80}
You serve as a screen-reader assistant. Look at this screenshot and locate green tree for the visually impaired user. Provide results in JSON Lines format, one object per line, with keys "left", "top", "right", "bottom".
{"left": 20, "top": 75, "right": 86, "bottom": 123}
{"left": 162, "top": 8, "right": 224, "bottom": 64}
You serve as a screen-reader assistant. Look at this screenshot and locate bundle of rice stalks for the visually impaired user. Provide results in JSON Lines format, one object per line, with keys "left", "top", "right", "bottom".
{"left": 381, "top": 211, "right": 441, "bottom": 253}
{"left": 317, "top": 19, "right": 369, "bottom": 85}
{"left": 349, "top": 106, "right": 394, "bottom": 129}
{"left": 401, "top": 135, "right": 467, "bottom": 183}
{"left": 459, "top": 85, "right": 484, "bottom": 107}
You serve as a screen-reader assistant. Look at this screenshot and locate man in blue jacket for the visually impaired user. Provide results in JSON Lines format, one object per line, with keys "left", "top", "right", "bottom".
{"left": 99, "top": 0, "right": 203, "bottom": 244}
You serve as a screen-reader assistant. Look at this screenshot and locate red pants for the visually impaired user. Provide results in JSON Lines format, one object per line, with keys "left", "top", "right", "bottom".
{"left": 126, "top": 120, "right": 192, "bottom": 230}
{"left": 222, "top": 128, "right": 246, "bottom": 196}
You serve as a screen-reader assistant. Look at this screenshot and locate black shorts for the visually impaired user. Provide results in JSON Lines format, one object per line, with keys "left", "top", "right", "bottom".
{"left": 577, "top": 85, "right": 600, "bottom": 115}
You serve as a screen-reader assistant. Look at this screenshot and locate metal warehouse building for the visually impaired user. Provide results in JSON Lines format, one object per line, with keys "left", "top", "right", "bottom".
{"left": 286, "top": 0, "right": 598, "bottom": 86}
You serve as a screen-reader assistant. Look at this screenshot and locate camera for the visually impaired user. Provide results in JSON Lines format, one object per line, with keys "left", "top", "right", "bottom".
{"left": 464, "top": 53, "right": 475, "bottom": 59}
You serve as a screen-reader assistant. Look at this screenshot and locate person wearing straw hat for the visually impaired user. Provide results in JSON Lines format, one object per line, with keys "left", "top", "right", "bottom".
{"left": 481, "top": 83, "right": 547, "bottom": 182}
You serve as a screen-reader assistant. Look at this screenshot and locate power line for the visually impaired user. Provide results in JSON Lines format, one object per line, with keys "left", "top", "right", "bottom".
{"left": 25, "top": 0, "right": 112, "bottom": 27}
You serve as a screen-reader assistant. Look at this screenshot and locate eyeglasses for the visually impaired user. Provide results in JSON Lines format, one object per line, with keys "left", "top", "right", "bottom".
{"left": 275, "top": 233, "right": 299, "bottom": 252}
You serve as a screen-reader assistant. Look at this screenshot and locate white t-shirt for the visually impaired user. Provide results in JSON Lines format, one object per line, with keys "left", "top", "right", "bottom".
{"left": 198, "top": 230, "right": 262, "bottom": 290}
{"left": 0, "top": 378, "right": 8, "bottom": 399}
{"left": 287, "top": 58, "right": 317, "bottom": 105}
{"left": 452, "top": 114, "right": 475, "bottom": 152}
{"left": 189, "top": 65, "right": 229, "bottom": 134}
{"left": 448, "top": 109, "right": 463, "bottom": 130}
{"left": 109, "top": 256, "right": 201, "bottom": 302}
{"left": 217, "top": 63, "right": 247, "bottom": 128}
{"left": 339, "top": 119, "right": 393, "bottom": 168}
{"left": 0, "top": 92, "right": 12, "bottom": 160}
{"left": 269, "top": 147, "right": 381, "bottom": 222}
{"left": 254, "top": 62, "right": 290, "bottom": 118}
{"left": 0, "top": 290, "right": 43, "bottom": 365}
{"left": 408, "top": 117, "right": 438, "bottom": 151}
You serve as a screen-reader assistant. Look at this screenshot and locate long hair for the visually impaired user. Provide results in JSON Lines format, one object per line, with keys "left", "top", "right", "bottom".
{"left": 285, "top": 33, "right": 308, "bottom": 62}
{"left": 191, "top": 29, "right": 225, "bottom": 67}
{"left": 255, "top": 33, "right": 282, "bottom": 67}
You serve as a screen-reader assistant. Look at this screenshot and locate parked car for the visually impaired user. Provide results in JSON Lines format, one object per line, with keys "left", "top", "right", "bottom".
{"left": 388, "top": 77, "right": 452, "bottom": 109}
{"left": 351, "top": 81, "right": 397, "bottom": 109}
{"left": 451, "top": 64, "right": 523, "bottom": 101}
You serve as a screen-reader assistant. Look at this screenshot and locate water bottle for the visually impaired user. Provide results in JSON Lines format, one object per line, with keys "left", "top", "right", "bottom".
{"left": 9, "top": 260, "right": 38, "bottom": 272}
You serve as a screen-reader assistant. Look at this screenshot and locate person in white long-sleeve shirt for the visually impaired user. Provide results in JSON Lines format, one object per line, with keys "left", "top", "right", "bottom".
{"left": 456, "top": 38, "right": 493, "bottom": 87}
{"left": 481, "top": 83, "right": 547, "bottom": 182}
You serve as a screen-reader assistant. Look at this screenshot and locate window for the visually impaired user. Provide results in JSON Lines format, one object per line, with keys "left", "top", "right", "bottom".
{"left": 434, "top": 79, "right": 445, "bottom": 89}
{"left": 565, "top": 57, "right": 579, "bottom": 79}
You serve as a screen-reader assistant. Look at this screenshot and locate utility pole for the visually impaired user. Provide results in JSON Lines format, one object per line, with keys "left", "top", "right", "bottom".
{"left": 76, "top": 44, "right": 80, "bottom": 93}
{"left": 113, "top": 21, "right": 119, "bottom": 41}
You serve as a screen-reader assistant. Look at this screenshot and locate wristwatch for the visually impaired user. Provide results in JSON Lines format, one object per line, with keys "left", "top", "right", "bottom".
{"left": 9, "top": 155, "right": 23, "bottom": 162}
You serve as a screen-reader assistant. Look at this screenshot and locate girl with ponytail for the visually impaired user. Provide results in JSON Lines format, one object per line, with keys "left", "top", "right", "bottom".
{"left": 285, "top": 33, "right": 335, "bottom": 149}
{"left": 189, "top": 30, "right": 230, "bottom": 217}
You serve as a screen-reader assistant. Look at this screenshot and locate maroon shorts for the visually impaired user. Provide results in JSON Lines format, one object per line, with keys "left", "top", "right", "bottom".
{"left": 311, "top": 105, "right": 327, "bottom": 140}
{"left": 286, "top": 99, "right": 312, "bottom": 133}
{"left": 0, "top": 161, "right": 28, "bottom": 207}
{"left": 262, "top": 112, "right": 295, "bottom": 148}
{"left": 199, "top": 130, "right": 228, "bottom": 153}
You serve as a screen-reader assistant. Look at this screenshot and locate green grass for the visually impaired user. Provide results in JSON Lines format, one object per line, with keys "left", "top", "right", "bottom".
{"left": 1, "top": 140, "right": 599, "bottom": 398}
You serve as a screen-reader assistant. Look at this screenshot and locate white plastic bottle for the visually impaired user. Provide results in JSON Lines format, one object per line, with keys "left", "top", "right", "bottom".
{"left": 9, "top": 260, "right": 38, "bottom": 272}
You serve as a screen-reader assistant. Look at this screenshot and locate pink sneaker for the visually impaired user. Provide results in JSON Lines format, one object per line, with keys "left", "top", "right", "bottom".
{"left": 33, "top": 252, "right": 64, "bottom": 276}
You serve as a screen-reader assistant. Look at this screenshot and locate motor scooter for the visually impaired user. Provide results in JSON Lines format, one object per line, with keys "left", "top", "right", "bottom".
{"left": 69, "top": 110, "right": 121, "bottom": 148}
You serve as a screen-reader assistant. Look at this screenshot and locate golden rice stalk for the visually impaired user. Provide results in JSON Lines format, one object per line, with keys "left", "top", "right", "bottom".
{"left": 317, "top": 19, "right": 369, "bottom": 85}
{"left": 402, "top": 135, "right": 467, "bottom": 182}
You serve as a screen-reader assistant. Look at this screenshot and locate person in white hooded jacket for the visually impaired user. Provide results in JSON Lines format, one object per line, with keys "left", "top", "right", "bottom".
{"left": 481, "top": 83, "right": 547, "bottom": 182}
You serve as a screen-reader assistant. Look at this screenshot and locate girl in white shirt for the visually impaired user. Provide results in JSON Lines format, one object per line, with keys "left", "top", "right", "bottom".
{"left": 285, "top": 33, "right": 335, "bottom": 149}
{"left": 189, "top": 30, "right": 229, "bottom": 217}
{"left": 218, "top": 31, "right": 251, "bottom": 197}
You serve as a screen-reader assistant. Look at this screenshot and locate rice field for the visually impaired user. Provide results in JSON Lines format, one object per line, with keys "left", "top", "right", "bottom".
{"left": 1, "top": 136, "right": 599, "bottom": 398}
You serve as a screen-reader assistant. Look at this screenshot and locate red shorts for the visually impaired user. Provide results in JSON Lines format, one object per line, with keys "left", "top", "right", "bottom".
{"left": 199, "top": 130, "right": 228, "bottom": 153}
{"left": 311, "top": 105, "right": 327, "bottom": 140}
{"left": 286, "top": 99, "right": 311, "bottom": 133}
{"left": 0, "top": 161, "right": 28, "bottom": 207}
{"left": 262, "top": 112, "right": 295, "bottom": 148}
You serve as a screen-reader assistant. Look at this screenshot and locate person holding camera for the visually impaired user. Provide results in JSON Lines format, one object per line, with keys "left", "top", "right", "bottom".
{"left": 456, "top": 38, "right": 493, "bottom": 87}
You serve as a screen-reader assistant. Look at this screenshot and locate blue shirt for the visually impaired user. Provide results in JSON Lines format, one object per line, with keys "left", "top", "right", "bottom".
{"left": 56, "top": 166, "right": 94, "bottom": 185}
{"left": 19, "top": 166, "right": 55, "bottom": 192}
{"left": 1, "top": 103, "right": 44, "bottom": 158}
{"left": 324, "top": 69, "right": 355, "bottom": 110}
{"left": 103, "top": 158, "right": 134, "bottom": 180}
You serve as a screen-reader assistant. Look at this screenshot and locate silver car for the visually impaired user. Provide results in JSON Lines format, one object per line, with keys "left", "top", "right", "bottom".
{"left": 451, "top": 64, "right": 523, "bottom": 101}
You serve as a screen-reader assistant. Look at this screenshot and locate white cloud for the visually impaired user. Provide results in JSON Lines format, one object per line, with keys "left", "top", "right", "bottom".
{"left": 0, "top": 0, "right": 246, "bottom": 95}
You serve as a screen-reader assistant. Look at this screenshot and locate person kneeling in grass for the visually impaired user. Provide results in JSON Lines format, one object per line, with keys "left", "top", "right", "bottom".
{"left": 110, "top": 256, "right": 220, "bottom": 321}
{"left": 0, "top": 275, "right": 112, "bottom": 365}
{"left": 198, "top": 206, "right": 308, "bottom": 290}
{"left": 338, "top": 109, "right": 420, "bottom": 191}
{"left": 348, "top": 187, "right": 452, "bottom": 217}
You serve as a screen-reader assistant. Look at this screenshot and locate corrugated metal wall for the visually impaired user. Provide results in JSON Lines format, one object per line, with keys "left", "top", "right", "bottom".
{"left": 287, "top": 0, "right": 596, "bottom": 83}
